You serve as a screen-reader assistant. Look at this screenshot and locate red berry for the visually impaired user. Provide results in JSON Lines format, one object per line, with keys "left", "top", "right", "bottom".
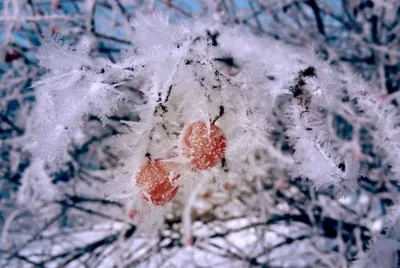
{"left": 182, "top": 121, "right": 226, "bottom": 170}
{"left": 136, "top": 160, "right": 179, "bottom": 206}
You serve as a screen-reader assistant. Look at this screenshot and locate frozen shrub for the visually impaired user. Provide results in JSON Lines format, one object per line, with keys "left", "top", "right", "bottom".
{"left": 23, "top": 12, "right": 400, "bottom": 263}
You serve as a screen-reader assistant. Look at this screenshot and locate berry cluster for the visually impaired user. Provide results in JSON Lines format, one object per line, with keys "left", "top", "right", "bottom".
{"left": 136, "top": 121, "right": 227, "bottom": 205}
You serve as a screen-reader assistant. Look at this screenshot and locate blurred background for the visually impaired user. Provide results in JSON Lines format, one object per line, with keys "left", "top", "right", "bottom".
{"left": 0, "top": 0, "right": 399, "bottom": 267}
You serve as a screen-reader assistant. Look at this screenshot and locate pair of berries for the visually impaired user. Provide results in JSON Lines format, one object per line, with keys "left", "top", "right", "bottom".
{"left": 136, "top": 121, "right": 227, "bottom": 205}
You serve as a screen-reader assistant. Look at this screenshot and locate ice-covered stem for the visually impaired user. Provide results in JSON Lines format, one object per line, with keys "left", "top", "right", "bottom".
{"left": 27, "top": 41, "right": 138, "bottom": 163}
{"left": 17, "top": 159, "right": 59, "bottom": 205}
{"left": 284, "top": 84, "right": 361, "bottom": 194}
{"left": 0, "top": 208, "right": 28, "bottom": 251}
{"left": 182, "top": 175, "right": 211, "bottom": 246}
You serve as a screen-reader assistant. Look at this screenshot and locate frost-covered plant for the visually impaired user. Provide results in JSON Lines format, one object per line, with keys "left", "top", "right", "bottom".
{"left": 24, "top": 12, "right": 400, "bottom": 265}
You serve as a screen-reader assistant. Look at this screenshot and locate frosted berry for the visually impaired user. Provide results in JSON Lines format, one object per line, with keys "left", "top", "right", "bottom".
{"left": 136, "top": 160, "right": 179, "bottom": 206}
{"left": 183, "top": 121, "right": 226, "bottom": 170}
